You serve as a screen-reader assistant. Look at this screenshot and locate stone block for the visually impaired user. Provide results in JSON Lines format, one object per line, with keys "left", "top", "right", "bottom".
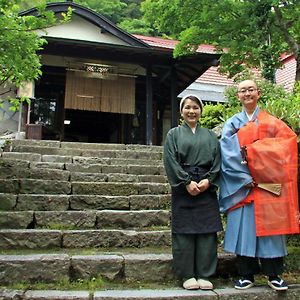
{"left": 0, "top": 229, "right": 61, "bottom": 249}
{"left": 30, "top": 162, "right": 65, "bottom": 169}
{"left": 96, "top": 210, "right": 170, "bottom": 229}
{"left": 61, "top": 142, "right": 125, "bottom": 150}
{"left": 70, "top": 172, "right": 107, "bottom": 182}
{"left": 215, "top": 286, "right": 300, "bottom": 299}
{"left": 12, "top": 139, "right": 60, "bottom": 148}
{"left": 71, "top": 182, "right": 138, "bottom": 196}
{"left": 0, "top": 211, "right": 33, "bottom": 229}
{"left": 0, "top": 159, "right": 30, "bottom": 179}
{"left": 35, "top": 211, "right": 96, "bottom": 229}
{"left": 19, "top": 179, "right": 71, "bottom": 194}
{"left": 137, "top": 175, "right": 167, "bottom": 183}
{"left": 124, "top": 254, "right": 174, "bottom": 282}
{"left": 24, "top": 291, "right": 90, "bottom": 299}
{"left": 115, "top": 151, "right": 161, "bottom": 160}
{"left": 0, "top": 254, "right": 70, "bottom": 284}
{"left": 82, "top": 150, "right": 116, "bottom": 158}
{"left": 1, "top": 152, "right": 41, "bottom": 162}
{"left": 125, "top": 165, "right": 160, "bottom": 175}
{"left": 65, "top": 163, "right": 103, "bottom": 173}
{"left": 106, "top": 173, "right": 138, "bottom": 183}
{"left": 69, "top": 195, "right": 129, "bottom": 210}
{"left": 72, "top": 156, "right": 110, "bottom": 165}
{"left": 71, "top": 255, "right": 123, "bottom": 280}
{"left": 137, "top": 230, "right": 171, "bottom": 247}
{"left": 0, "top": 289, "right": 24, "bottom": 299}
{"left": 26, "top": 168, "right": 70, "bottom": 181}
{"left": 62, "top": 229, "right": 140, "bottom": 248}
{"left": 129, "top": 195, "right": 171, "bottom": 210}
{"left": 136, "top": 183, "right": 170, "bottom": 195}
{"left": 101, "top": 165, "right": 126, "bottom": 174}
{"left": 16, "top": 195, "right": 70, "bottom": 211}
{"left": 0, "top": 193, "right": 17, "bottom": 211}
{"left": 0, "top": 179, "right": 19, "bottom": 193}
{"left": 94, "top": 289, "right": 216, "bottom": 299}
{"left": 42, "top": 155, "right": 73, "bottom": 163}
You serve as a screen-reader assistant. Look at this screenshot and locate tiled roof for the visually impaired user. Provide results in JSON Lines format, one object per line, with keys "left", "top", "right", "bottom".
{"left": 133, "top": 34, "right": 216, "bottom": 54}
{"left": 134, "top": 35, "right": 232, "bottom": 87}
{"left": 134, "top": 35, "right": 295, "bottom": 91}
{"left": 196, "top": 66, "right": 234, "bottom": 85}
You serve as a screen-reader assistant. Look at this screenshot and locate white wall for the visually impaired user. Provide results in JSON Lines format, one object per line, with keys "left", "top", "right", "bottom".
{"left": 38, "top": 14, "right": 129, "bottom": 46}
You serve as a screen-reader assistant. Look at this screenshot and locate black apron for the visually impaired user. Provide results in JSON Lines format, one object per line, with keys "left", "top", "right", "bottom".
{"left": 171, "top": 165, "right": 222, "bottom": 234}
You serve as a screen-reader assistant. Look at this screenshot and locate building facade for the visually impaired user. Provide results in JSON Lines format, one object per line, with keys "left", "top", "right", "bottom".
{"left": 0, "top": 2, "right": 219, "bottom": 145}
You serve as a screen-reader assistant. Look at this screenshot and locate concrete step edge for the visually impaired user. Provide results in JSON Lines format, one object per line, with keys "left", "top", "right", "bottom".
{"left": 1, "top": 285, "right": 300, "bottom": 299}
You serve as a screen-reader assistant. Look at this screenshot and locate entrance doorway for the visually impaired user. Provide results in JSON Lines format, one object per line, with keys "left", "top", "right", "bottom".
{"left": 63, "top": 109, "right": 123, "bottom": 143}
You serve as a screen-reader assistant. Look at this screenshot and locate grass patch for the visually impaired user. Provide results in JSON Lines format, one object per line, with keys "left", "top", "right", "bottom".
{"left": 0, "top": 277, "right": 105, "bottom": 292}
{"left": 0, "top": 246, "right": 172, "bottom": 256}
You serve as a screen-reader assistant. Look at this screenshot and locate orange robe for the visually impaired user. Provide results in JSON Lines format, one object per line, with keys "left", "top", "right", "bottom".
{"left": 236, "top": 111, "right": 299, "bottom": 236}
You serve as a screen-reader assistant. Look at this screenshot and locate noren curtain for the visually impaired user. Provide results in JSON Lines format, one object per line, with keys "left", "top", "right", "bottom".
{"left": 65, "top": 70, "right": 135, "bottom": 114}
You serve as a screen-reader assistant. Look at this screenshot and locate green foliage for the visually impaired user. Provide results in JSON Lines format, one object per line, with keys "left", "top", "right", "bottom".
{"left": 142, "top": 0, "right": 300, "bottom": 84}
{"left": 199, "top": 103, "right": 225, "bottom": 129}
{"left": 118, "top": 18, "right": 154, "bottom": 35}
{"left": 200, "top": 73, "right": 300, "bottom": 137}
{"left": 223, "top": 75, "right": 300, "bottom": 135}
{"left": 0, "top": 0, "right": 72, "bottom": 109}
{"left": 75, "top": 0, "right": 127, "bottom": 24}
{"left": 262, "top": 83, "right": 300, "bottom": 135}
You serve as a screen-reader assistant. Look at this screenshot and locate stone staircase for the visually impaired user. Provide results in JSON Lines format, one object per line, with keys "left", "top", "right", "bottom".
{"left": 0, "top": 139, "right": 299, "bottom": 300}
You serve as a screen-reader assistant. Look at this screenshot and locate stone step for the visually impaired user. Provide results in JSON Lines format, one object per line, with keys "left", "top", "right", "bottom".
{"left": 0, "top": 229, "right": 171, "bottom": 249}
{"left": 0, "top": 163, "right": 166, "bottom": 182}
{"left": 65, "top": 163, "right": 164, "bottom": 175}
{"left": 0, "top": 210, "right": 171, "bottom": 229}
{"left": 9, "top": 145, "right": 163, "bottom": 160}
{"left": 1, "top": 152, "right": 164, "bottom": 167}
{"left": 0, "top": 179, "right": 170, "bottom": 195}
{"left": 1, "top": 157, "right": 165, "bottom": 176}
{"left": 9, "top": 139, "right": 163, "bottom": 152}
{"left": 1, "top": 286, "right": 300, "bottom": 300}
{"left": 0, "top": 194, "right": 171, "bottom": 211}
{"left": 0, "top": 252, "right": 236, "bottom": 285}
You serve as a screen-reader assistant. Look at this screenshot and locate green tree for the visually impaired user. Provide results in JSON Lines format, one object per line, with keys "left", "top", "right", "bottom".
{"left": 142, "top": 0, "right": 300, "bottom": 85}
{"left": 118, "top": 18, "right": 154, "bottom": 35}
{"left": 74, "top": 0, "right": 154, "bottom": 34}
{"left": 75, "top": 0, "right": 127, "bottom": 24}
{"left": 0, "top": 0, "right": 71, "bottom": 109}
{"left": 21, "top": 0, "right": 155, "bottom": 36}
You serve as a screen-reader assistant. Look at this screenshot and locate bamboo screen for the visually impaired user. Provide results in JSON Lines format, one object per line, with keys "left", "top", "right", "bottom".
{"left": 64, "top": 70, "right": 135, "bottom": 114}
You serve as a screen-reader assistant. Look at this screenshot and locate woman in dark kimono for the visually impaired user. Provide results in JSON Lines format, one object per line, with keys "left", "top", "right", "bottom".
{"left": 163, "top": 95, "right": 222, "bottom": 290}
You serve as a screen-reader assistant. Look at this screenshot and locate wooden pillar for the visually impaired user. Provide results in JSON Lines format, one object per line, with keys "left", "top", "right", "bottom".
{"left": 171, "top": 65, "right": 178, "bottom": 128}
{"left": 146, "top": 65, "right": 153, "bottom": 145}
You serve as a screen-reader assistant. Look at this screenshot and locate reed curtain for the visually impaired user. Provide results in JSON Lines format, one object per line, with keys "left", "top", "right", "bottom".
{"left": 64, "top": 70, "right": 135, "bottom": 114}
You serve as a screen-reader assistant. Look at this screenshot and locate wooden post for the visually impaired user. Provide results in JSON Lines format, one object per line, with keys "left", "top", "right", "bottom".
{"left": 171, "top": 65, "right": 178, "bottom": 128}
{"left": 146, "top": 65, "right": 153, "bottom": 145}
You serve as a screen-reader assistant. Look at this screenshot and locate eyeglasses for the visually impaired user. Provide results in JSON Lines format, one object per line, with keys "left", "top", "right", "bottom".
{"left": 238, "top": 88, "right": 257, "bottom": 94}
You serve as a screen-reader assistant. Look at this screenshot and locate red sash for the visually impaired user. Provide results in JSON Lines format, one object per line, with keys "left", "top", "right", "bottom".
{"left": 236, "top": 111, "right": 299, "bottom": 236}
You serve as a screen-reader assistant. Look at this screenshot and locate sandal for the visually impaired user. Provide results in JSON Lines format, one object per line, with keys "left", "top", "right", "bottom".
{"left": 183, "top": 277, "right": 199, "bottom": 290}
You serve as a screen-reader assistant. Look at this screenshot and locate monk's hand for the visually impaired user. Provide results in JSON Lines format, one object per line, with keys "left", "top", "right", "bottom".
{"left": 198, "top": 179, "right": 210, "bottom": 193}
{"left": 186, "top": 181, "right": 201, "bottom": 196}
